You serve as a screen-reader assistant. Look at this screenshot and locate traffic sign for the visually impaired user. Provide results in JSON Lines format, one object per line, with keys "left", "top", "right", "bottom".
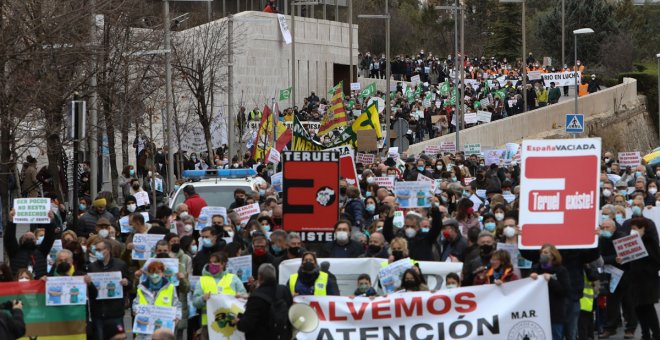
{"left": 565, "top": 114, "right": 584, "bottom": 134}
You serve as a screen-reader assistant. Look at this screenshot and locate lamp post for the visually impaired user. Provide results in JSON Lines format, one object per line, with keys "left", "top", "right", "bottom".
{"left": 561, "top": 0, "right": 565, "bottom": 67}
{"left": 573, "top": 28, "right": 594, "bottom": 129}
{"left": 359, "top": 1, "right": 390, "bottom": 156}
{"left": 500, "top": 0, "right": 526, "bottom": 112}
{"left": 656, "top": 53, "right": 660, "bottom": 139}
{"left": 435, "top": 3, "right": 461, "bottom": 148}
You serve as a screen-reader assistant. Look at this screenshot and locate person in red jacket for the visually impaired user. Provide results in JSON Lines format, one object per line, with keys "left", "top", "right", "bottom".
{"left": 263, "top": 0, "right": 277, "bottom": 13}
{"left": 182, "top": 186, "right": 207, "bottom": 218}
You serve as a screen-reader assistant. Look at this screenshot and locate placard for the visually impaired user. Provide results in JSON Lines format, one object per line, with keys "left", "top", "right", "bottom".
{"left": 196, "top": 207, "right": 228, "bottom": 231}
{"left": 233, "top": 203, "right": 260, "bottom": 225}
{"left": 271, "top": 172, "right": 283, "bottom": 192}
{"left": 374, "top": 176, "right": 395, "bottom": 190}
{"left": 394, "top": 181, "right": 433, "bottom": 208}
{"left": 519, "top": 138, "right": 601, "bottom": 249}
{"left": 613, "top": 233, "right": 648, "bottom": 264}
{"left": 206, "top": 295, "right": 246, "bottom": 339}
{"left": 45, "top": 276, "right": 87, "bottom": 306}
{"left": 119, "top": 212, "right": 150, "bottom": 233}
{"left": 132, "top": 234, "right": 165, "bottom": 260}
{"left": 477, "top": 110, "right": 492, "bottom": 123}
{"left": 13, "top": 198, "right": 50, "bottom": 224}
{"left": 350, "top": 82, "right": 361, "bottom": 91}
{"left": 439, "top": 141, "right": 456, "bottom": 153}
{"left": 424, "top": 145, "right": 442, "bottom": 155}
{"left": 267, "top": 148, "right": 281, "bottom": 164}
{"left": 484, "top": 149, "right": 505, "bottom": 166}
{"left": 618, "top": 152, "right": 641, "bottom": 168}
{"left": 356, "top": 152, "right": 376, "bottom": 164}
{"left": 464, "top": 112, "right": 478, "bottom": 124}
{"left": 226, "top": 255, "right": 253, "bottom": 283}
{"left": 410, "top": 75, "right": 421, "bottom": 86}
{"left": 133, "top": 305, "right": 177, "bottom": 335}
{"left": 464, "top": 143, "right": 482, "bottom": 155}
{"left": 378, "top": 258, "right": 413, "bottom": 294}
{"left": 88, "top": 271, "right": 123, "bottom": 300}
{"left": 134, "top": 191, "right": 150, "bottom": 207}
{"left": 340, "top": 154, "right": 359, "bottom": 187}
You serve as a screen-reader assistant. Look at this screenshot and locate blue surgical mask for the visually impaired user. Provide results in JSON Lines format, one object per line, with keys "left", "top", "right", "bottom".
{"left": 632, "top": 206, "right": 642, "bottom": 216}
{"left": 174, "top": 185, "right": 180, "bottom": 191}
{"left": 421, "top": 228, "right": 430, "bottom": 233}
{"left": 366, "top": 204, "right": 376, "bottom": 212}
{"left": 272, "top": 245, "right": 282, "bottom": 253}
{"left": 202, "top": 238, "right": 214, "bottom": 248}
{"left": 149, "top": 273, "right": 162, "bottom": 284}
{"left": 635, "top": 171, "right": 642, "bottom": 178}
{"left": 601, "top": 215, "right": 610, "bottom": 223}
{"left": 462, "top": 190, "right": 470, "bottom": 198}
{"left": 417, "top": 166, "right": 425, "bottom": 172}
{"left": 94, "top": 251, "right": 105, "bottom": 262}
{"left": 484, "top": 222, "right": 496, "bottom": 231}
{"left": 601, "top": 230, "right": 613, "bottom": 239}
{"left": 615, "top": 214, "right": 624, "bottom": 224}
{"left": 129, "top": 169, "right": 135, "bottom": 176}
{"left": 263, "top": 225, "right": 271, "bottom": 232}
{"left": 365, "top": 192, "right": 372, "bottom": 197}
{"left": 36, "top": 236, "right": 44, "bottom": 245}
{"left": 191, "top": 245, "right": 198, "bottom": 254}
{"left": 79, "top": 203, "right": 87, "bottom": 211}
{"left": 451, "top": 176, "right": 457, "bottom": 182}
{"left": 259, "top": 189, "right": 266, "bottom": 196}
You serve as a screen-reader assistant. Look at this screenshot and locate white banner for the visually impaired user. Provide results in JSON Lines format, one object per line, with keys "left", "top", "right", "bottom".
{"left": 618, "top": 151, "right": 641, "bottom": 168}
{"left": 207, "top": 294, "right": 247, "bottom": 340}
{"left": 477, "top": 110, "right": 492, "bottom": 123}
{"left": 293, "top": 278, "right": 551, "bottom": 340}
{"left": 541, "top": 71, "right": 581, "bottom": 87}
{"left": 278, "top": 258, "right": 462, "bottom": 296}
{"left": 277, "top": 14, "right": 292, "bottom": 44}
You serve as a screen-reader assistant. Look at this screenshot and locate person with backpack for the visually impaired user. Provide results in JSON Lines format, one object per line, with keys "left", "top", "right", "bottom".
{"left": 237, "top": 263, "right": 293, "bottom": 340}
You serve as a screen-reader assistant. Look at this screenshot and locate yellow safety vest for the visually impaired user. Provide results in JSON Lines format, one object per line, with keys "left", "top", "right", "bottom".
{"left": 380, "top": 259, "right": 418, "bottom": 268}
{"left": 137, "top": 283, "right": 175, "bottom": 307}
{"left": 199, "top": 274, "right": 236, "bottom": 326}
{"left": 289, "top": 272, "right": 328, "bottom": 296}
{"left": 580, "top": 275, "right": 595, "bottom": 312}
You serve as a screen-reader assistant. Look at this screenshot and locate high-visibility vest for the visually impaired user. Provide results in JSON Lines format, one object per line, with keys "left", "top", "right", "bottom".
{"left": 579, "top": 84, "right": 589, "bottom": 97}
{"left": 137, "top": 283, "right": 175, "bottom": 307}
{"left": 200, "top": 274, "right": 236, "bottom": 325}
{"left": 580, "top": 275, "right": 595, "bottom": 312}
{"left": 289, "top": 272, "right": 328, "bottom": 296}
{"left": 249, "top": 110, "right": 262, "bottom": 120}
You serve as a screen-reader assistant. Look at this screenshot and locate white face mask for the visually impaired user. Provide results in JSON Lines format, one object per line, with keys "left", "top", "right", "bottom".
{"left": 98, "top": 229, "right": 109, "bottom": 239}
{"left": 18, "top": 278, "right": 30, "bottom": 282}
{"left": 184, "top": 224, "right": 193, "bottom": 232}
{"left": 494, "top": 213, "right": 504, "bottom": 222}
{"left": 503, "top": 226, "right": 516, "bottom": 239}
{"left": 227, "top": 231, "right": 235, "bottom": 238}
{"left": 405, "top": 228, "right": 417, "bottom": 238}
{"left": 335, "top": 231, "right": 349, "bottom": 242}
{"left": 602, "top": 189, "right": 612, "bottom": 198}
{"left": 127, "top": 204, "right": 137, "bottom": 213}
{"left": 179, "top": 211, "right": 189, "bottom": 218}
{"left": 630, "top": 229, "right": 639, "bottom": 236}
{"left": 649, "top": 188, "right": 658, "bottom": 195}
{"left": 366, "top": 177, "right": 375, "bottom": 184}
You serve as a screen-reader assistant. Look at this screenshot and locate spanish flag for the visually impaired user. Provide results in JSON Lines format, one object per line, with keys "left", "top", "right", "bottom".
{"left": 0, "top": 280, "right": 86, "bottom": 340}
{"left": 317, "top": 82, "right": 348, "bottom": 136}
{"left": 251, "top": 105, "right": 273, "bottom": 161}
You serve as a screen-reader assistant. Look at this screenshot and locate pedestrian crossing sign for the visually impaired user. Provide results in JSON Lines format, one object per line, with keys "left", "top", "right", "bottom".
{"left": 565, "top": 114, "right": 584, "bottom": 133}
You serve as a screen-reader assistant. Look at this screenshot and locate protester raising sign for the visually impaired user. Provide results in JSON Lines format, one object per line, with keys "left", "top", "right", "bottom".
{"left": 617, "top": 151, "right": 641, "bottom": 168}
{"left": 613, "top": 233, "right": 648, "bottom": 264}
{"left": 13, "top": 197, "right": 50, "bottom": 224}
{"left": 234, "top": 203, "right": 261, "bottom": 225}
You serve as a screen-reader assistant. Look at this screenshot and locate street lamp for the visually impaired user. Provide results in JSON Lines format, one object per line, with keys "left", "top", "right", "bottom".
{"left": 435, "top": 3, "right": 462, "bottom": 148}
{"left": 358, "top": 1, "right": 391, "bottom": 156}
{"left": 499, "top": 0, "right": 526, "bottom": 112}
{"left": 656, "top": 53, "right": 660, "bottom": 139}
{"left": 573, "top": 28, "right": 594, "bottom": 135}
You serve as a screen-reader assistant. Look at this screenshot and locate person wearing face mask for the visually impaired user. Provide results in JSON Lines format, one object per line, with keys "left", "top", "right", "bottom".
{"left": 619, "top": 195, "right": 660, "bottom": 245}
{"left": 229, "top": 188, "right": 248, "bottom": 210}
{"left": 461, "top": 232, "right": 496, "bottom": 286}
{"left": 78, "top": 198, "right": 116, "bottom": 238}
{"left": 397, "top": 269, "right": 428, "bottom": 292}
{"left": 93, "top": 218, "right": 124, "bottom": 258}
{"left": 473, "top": 249, "right": 518, "bottom": 286}
{"left": 132, "top": 261, "right": 182, "bottom": 340}
{"left": 120, "top": 195, "right": 140, "bottom": 217}
{"left": 192, "top": 227, "right": 227, "bottom": 275}
{"left": 318, "top": 221, "right": 364, "bottom": 258}
{"left": 182, "top": 186, "right": 208, "bottom": 219}
{"left": 364, "top": 197, "right": 378, "bottom": 221}
{"left": 352, "top": 274, "right": 377, "bottom": 297}
{"left": 360, "top": 232, "right": 389, "bottom": 259}
{"left": 624, "top": 218, "right": 660, "bottom": 340}
{"left": 248, "top": 233, "right": 277, "bottom": 289}
{"left": 4, "top": 209, "right": 57, "bottom": 279}
{"left": 529, "top": 244, "right": 571, "bottom": 340}
{"left": 644, "top": 181, "right": 659, "bottom": 207}
{"left": 481, "top": 213, "right": 498, "bottom": 234}
{"left": 438, "top": 219, "right": 468, "bottom": 262}
{"left": 287, "top": 252, "right": 338, "bottom": 296}
{"left": 343, "top": 186, "right": 366, "bottom": 228}
{"left": 274, "top": 232, "right": 305, "bottom": 268}
{"left": 87, "top": 239, "right": 130, "bottom": 340}
{"left": 268, "top": 230, "right": 287, "bottom": 257}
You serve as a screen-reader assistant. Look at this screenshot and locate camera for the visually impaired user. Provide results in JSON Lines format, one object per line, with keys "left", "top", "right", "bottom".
{"left": 0, "top": 300, "right": 18, "bottom": 310}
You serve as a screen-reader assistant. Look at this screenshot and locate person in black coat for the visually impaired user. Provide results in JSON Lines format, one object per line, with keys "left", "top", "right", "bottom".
{"left": 3, "top": 209, "right": 56, "bottom": 279}
{"left": 383, "top": 207, "right": 443, "bottom": 261}
{"left": 237, "top": 264, "right": 293, "bottom": 340}
{"left": 192, "top": 227, "right": 227, "bottom": 275}
{"left": 626, "top": 218, "right": 660, "bottom": 339}
{"left": 0, "top": 300, "right": 26, "bottom": 340}
{"left": 318, "top": 221, "right": 364, "bottom": 258}
{"left": 530, "top": 244, "right": 572, "bottom": 340}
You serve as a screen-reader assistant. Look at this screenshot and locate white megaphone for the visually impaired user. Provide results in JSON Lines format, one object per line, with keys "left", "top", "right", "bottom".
{"left": 288, "top": 303, "right": 319, "bottom": 337}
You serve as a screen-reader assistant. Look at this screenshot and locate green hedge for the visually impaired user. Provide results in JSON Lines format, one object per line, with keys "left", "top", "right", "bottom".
{"left": 619, "top": 72, "right": 658, "bottom": 130}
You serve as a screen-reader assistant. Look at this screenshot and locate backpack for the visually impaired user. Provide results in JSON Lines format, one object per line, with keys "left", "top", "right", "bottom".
{"left": 253, "top": 285, "right": 292, "bottom": 340}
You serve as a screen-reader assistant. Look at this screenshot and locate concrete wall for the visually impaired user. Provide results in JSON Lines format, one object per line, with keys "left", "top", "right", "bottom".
{"left": 408, "top": 77, "right": 640, "bottom": 154}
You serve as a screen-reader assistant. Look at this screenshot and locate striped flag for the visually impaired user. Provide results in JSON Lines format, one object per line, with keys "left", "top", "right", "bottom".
{"left": 0, "top": 280, "right": 86, "bottom": 339}
{"left": 251, "top": 105, "right": 273, "bottom": 161}
{"left": 317, "top": 82, "right": 348, "bottom": 136}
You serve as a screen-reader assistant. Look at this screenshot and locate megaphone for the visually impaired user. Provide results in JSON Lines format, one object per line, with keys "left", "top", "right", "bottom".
{"left": 288, "top": 303, "right": 319, "bottom": 334}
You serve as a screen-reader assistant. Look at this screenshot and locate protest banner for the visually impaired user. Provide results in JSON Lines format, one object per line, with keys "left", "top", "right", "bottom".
{"left": 207, "top": 294, "right": 246, "bottom": 340}
{"left": 282, "top": 151, "right": 340, "bottom": 242}
{"left": 325, "top": 144, "right": 354, "bottom": 158}
{"left": 0, "top": 281, "right": 86, "bottom": 339}
{"left": 271, "top": 172, "right": 283, "bottom": 192}
{"left": 350, "top": 82, "right": 361, "bottom": 91}
{"left": 618, "top": 151, "right": 641, "bottom": 167}
{"left": 276, "top": 14, "right": 292, "bottom": 44}
{"left": 340, "top": 154, "right": 359, "bottom": 187}
{"left": 227, "top": 255, "right": 253, "bottom": 283}
{"left": 379, "top": 258, "right": 414, "bottom": 294}
{"left": 142, "top": 258, "right": 180, "bottom": 286}
{"left": 46, "top": 276, "right": 87, "bottom": 306}
{"left": 374, "top": 176, "right": 395, "bottom": 190}
{"left": 234, "top": 203, "right": 261, "bottom": 225}
{"left": 613, "top": 233, "right": 648, "bottom": 264}
{"left": 133, "top": 305, "right": 177, "bottom": 335}
{"left": 394, "top": 181, "right": 433, "bottom": 208}
{"left": 13, "top": 197, "right": 50, "bottom": 224}
{"left": 132, "top": 234, "right": 165, "bottom": 260}
{"left": 541, "top": 71, "right": 581, "bottom": 87}
{"left": 410, "top": 75, "right": 421, "bottom": 86}
{"left": 356, "top": 152, "right": 376, "bottom": 164}
{"left": 464, "top": 143, "right": 482, "bottom": 155}
{"left": 424, "top": 145, "right": 442, "bottom": 156}
{"left": 278, "top": 258, "right": 462, "bottom": 295}
{"left": 519, "top": 138, "right": 601, "bottom": 249}
{"left": 196, "top": 207, "right": 228, "bottom": 230}
{"left": 504, "top": 143, "right": 520, "bottom": 164}
{"left": 119, "top": 212, "right": 150, "bottom": 233}
{"left": 292, "top": 278, "right": 551, "bottom": 340}
{"left": 484, "top": 149, "right": 505, "bottom": 166}
{"left": 267, "top": 148, "right": 281, "bottom": 163}
{"left": 134, "top": 191, "right": 150, "bottom": 207}
{"left": 388, "top": 147, "right": 400, "bottom": 162}
{"left": 464, "top": 112, "right": 478, "bottom": 124}
{"left": 528, "top": 70, "right": 543, "bottom": 80}
{"left": 47, "top": 239, "right": 62, "bottom": 273}
{"left": 477, "top": 110, "right": 492, "bottom": 123}
{"left": 88, "top": 271, "right": 123, "bottom": 300}
{"left": 393, "top": 210, "right": 405, "bottom": 229}
{"left": 479, "top": 97, "right": 490, "bottom": 108}
{"left": 439, "top": 141, "right": 456, "bottom": 153}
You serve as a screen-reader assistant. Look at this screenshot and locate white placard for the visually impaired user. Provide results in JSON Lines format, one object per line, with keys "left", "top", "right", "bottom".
{"left": 277, "top": 14, "right": 292, "bottom": 44}
{"left": 13, "top": 198, "right": 50, "bottom": 224}
{"left": 88, "top": 271, "right": 123, "bottom": 300}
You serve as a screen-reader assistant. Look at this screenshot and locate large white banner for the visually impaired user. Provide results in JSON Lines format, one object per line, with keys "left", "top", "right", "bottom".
{"left": 277, "top": 14, "right": 292, "bottom": 44}
{"left": 541, "top": 71, "right": 581, "bottom": 87}
{"left": 294, "top": 278, "right": 551, "bottom": 340}
{"left": 207, "top": 294, "right": 247, "bottom": 340}
{"left": 278, "top": 258, "right": 463, "bottom": 295}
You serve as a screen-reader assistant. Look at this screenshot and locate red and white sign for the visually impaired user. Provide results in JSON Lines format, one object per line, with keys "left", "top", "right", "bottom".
{"left": 267, "top": 148, "right": 281, "bottom": 164}
{"left": 356, "top": 152, "right": 376, "bottom": 164}
{"left": 340, "top": 154, "right": 359, "bottom": 187}
{"left": 374, "top": 176, "right": 395, "bottom": 190}
{"left": 613, "top": 233, "right": 648, "bottom": 264}
{"left": 617, "top": 152, "right": 641, "bottom": 168}
{"left": 424, "top": 145, "right": 442, "bottom": 155}
{"left": 519, "top": 138, "right": 601, "bottom": 249}
{"left": 439, "top": 141, "right": 456, "bottom": 154}
{"left": 233, "top": 203, "right": 261, "bottom": 225}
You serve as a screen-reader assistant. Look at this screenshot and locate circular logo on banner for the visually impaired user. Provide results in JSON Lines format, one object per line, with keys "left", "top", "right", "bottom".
{"left": 507, "top": 320, "right": 546, "bottom": 340}
{"left": 316, "top": 187, "right": 336, "bottom": 207}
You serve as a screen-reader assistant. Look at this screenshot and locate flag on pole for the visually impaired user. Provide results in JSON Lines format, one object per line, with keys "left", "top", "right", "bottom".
{"left": 439, "top": 82, "right": 450, "bottom": 96}
{"left": 251, "top": 105, "right": 273, "bottom": 161}
{"left": 493, "top": 89, "right": 507, "bottom": 100}
{"left": 352, "top": 102, "right": 383, "bottom": 139}
{"left": 278, "top": 87, "right": 292, "bottom": 101}
{"left": 318, "top": 82, "right": 349, "bottom": 136}
{"left": 358, "top": 82, "right": 376, "bottom": 99}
